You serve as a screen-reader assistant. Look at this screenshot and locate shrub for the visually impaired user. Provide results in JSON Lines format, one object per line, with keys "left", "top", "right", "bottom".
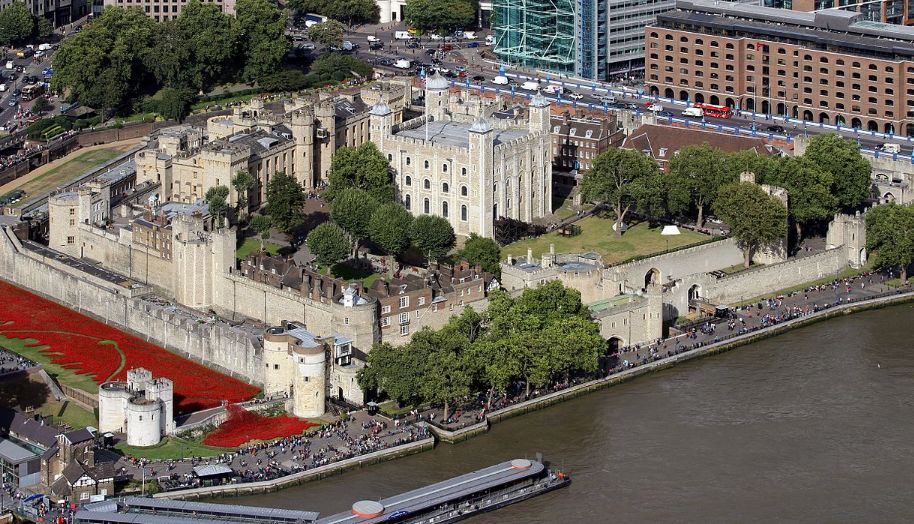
{"left": 26, "top": 116, "right": 72, "bottom": 140}
{"left": 258, "top": 70, "right": 309, "bottom": 92}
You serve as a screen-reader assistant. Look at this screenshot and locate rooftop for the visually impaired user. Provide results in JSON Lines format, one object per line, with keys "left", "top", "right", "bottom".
{"left": 623, "top": 124, "right": 775, "bottom": 161}
{"left": 394, "top": 120, "right": 530, "bottom": 148}
{"left": 0, "top": 438, "right": 36, "bottom": 463}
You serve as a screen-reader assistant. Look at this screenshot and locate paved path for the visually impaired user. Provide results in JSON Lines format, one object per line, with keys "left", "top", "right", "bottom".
{"left": 115, "top": 411, "right": 429, "bottom": 492}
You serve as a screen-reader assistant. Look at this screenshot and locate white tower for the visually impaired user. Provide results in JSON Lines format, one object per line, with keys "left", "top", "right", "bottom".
{"left": 468, "top": 118, "right": 495, "bottom": 238}
{"left": 425, "top": 72, "right": 450, "bottom": 122}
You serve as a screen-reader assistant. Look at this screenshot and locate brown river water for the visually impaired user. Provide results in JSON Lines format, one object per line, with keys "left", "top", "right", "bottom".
{"left": 228, "top": 303, "right": 914, "bottom": 522}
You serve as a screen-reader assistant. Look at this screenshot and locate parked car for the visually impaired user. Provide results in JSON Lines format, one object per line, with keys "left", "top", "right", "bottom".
{"left": 366, "top": 35, "right": 380, "bottom": 43}
{"left": 406, "top": 40, "right": 419, "bottom": 49}
{"left": 767, "top": 125, "right": 785, "bottom": 133}
{"left": 472, "top": 74, "right": 485, "bottom": 81}
{"left": 566, "top": 91, "right": 584, "bottom": 100}
{"left": 485, "top": 35, "right": 495, "bottom": 45}
{"left": 493, "top": 75, "right": 510, "bottom": 85}
{"left": 368, "top": 41, "right": 383, "bottom": 50}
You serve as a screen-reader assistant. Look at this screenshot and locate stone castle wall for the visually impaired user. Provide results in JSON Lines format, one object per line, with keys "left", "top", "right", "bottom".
{"left": 0, "top": 227, "right": 264, "bottom": 384}
{"left": 607, "top": 238, "right": 743, "bottom": 291}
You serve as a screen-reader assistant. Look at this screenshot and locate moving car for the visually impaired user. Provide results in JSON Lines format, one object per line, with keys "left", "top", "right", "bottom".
{"left": 472, "top": 75, "right": 485, "bottom": 81}
{"left": 394, "top": 59, "right": 412, "bottom": 69}
{"left": 682, "top": 107, "right": 704, "bottom": 117}
{"left": 520, "top": 80, "right": 539, "bottom": 91}
{"left": 879, "top": 143, "right": 901, "bottom": 154}
{"left": 543, "top": 84, "right": 562, "bottom": 95}
{"left": 366, "top": 35, "right": 380, "bottom": 43}
{"left": 566, "top": 91, "right": 584, "bottom": 100}
{"left": 767, "top": 125, "right": 785, "bottom": 133}
{"left": 493, "top": 75, "right": 510, "bottom": 85}
{"left": 368, "top": 41, "right": 383, "bottom": 50}
{"left": 485, "top": 35, "right": 495, "bottom": 45}
{"left": 646, "top": 103, "right": 663, "bottom": 112}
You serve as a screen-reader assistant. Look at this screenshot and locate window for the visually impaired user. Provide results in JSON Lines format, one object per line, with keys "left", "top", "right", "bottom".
{"left": 382, "top": 317, "right": 391, "bottom": 327}
{"left": 406, "top": 157, "right": 411, "bottom": 165}
{"left": 461, "top": 205, "right": 467, "bottom": 221}
{"left": 423, "top": 179, "right": 430, "bottom": 189}
{"left": 67, "top": 236, "right": 75, "bottom": 244}
{"left": 461, "top": 167, "right": 467, "bottom": 176}
{"left": 442, "top": 163, "right": 448, "bottom": 172}
{"left": 460, "top": 185, "right": 468, "bottom": 196}
{"left": 442, "top": 182, "right": 449, "bottom": 193}
{"left": 388, "top": 154, "right": 392, "bottom": 161}
{"left": 344, "top": 317, "right": 350, "bottom": 325}
{"left": 405, "top": 175, "right": 411, "bottom": 186}
{"left": 382, "top": 305, "right": 391, "bottom": 314}
{"left": 442, "top": 201, "right": 449, "bottom": 218}
{"left": 423, "top": 198, "right": 430, "bottom": 214}
{"left": 418, "top": 297, "right": 426, "bottom": 306}
{"left": 400, "top": 324, "right": 409, "bottom": 336}
{"left": 424, "top": 160, "right": 429, "bottom": 169}
{"left": 405, "top": 194, "right": 411, "bottom": 210}
{"left": 399, "top": 296, "right": 409, "bottom": 308}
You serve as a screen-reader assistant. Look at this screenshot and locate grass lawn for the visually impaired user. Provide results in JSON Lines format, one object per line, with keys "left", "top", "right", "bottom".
{"left": 317, "top": 262, "right": 383, "bottom": 288}
{"left": 35, "top": 398, "right": 97, "bottom": 429}
{"left": 0, "top": 372, "right": 98, "bottom": 429}
{"left": 116, "top": 436, "right": 229, "bottom": 459}
{"left": 0, "top": 335, "right": 100, "bottom": 394}
{"left": 8, "top": 147, "right": 131, "bottom": 208}
{"left": 235, "top": 238, "right": 281, "bottom": 260}
{"left": 501, "top": 216, "right": 710, "bottom": 266}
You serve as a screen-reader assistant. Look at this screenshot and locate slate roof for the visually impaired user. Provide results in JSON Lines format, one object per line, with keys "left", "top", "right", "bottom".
{"left": 0, "top": 407, "right": 59, "bottom": 448}
{"left": 622, "top": 124, "right": 775, "bottom": 164}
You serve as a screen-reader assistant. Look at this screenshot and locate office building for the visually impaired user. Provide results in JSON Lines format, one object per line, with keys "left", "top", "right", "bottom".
{"left": 646, "top": 0, "right": 914, "bottom": 135}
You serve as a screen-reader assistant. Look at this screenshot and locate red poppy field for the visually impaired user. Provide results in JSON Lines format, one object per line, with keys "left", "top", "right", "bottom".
{"left": 202, "top": 405, "right": 317, "bottom": 447}
{"left": 0, "top": 280, "right": 260, "bottom": 413}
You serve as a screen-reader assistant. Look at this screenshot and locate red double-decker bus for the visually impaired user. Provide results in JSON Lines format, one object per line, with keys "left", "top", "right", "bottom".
{"left": 694, "top": 103, "right": 732, "bottom": 119}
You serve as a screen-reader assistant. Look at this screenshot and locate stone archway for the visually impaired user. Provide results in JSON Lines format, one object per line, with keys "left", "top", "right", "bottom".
{"left": 852, "top": 117, "right": 862, "bottom": 129}
{"left": 694, "top": 93, "right": 705, "bottom": 104}
{"left": 859, "top": 248, "right": 867, "bottom": 265}
{"left": 868, "top": 120, "right": 879, "bottom": 132}
{"left": 884, "top": 192, "right": 896, "bottom": 203}
{"left": 650, "top": 86, "right": 659, "bottom": 97}
{"left": 680, "top": 90, "right": 689, "bottom": 101}
{"left": 835, "top": 115, "right": 845, "bottom": 127}
{"left": 761, "top": 100, "right": 770, "bottom": 114}
{"left": 802, "top": 110, "right": 813, "bottom": 121}
{"left": 607, "top": 337, "right": 624, "bottom": 354}
{"left": 710, "top": 95, "right": 720, "bottom": 105}
{"left": 664, "top": 88, "right": 674, "bottom": 99}
{"left": 745, "top": 98, "right": 755, "bottom": 112}
{"left": 688, "top": 284, "right": 702, "bottom": 302}
{"left": 645, "top": 268, "right": 661, "bottom": 288}
{"left": 885, "top": 123, "right": 895, "bottom": 135}
{"left": 725, "top": 97, "right": 735, "bottom": 109}
{"left": 819, "top": 112, "right": 829, "bottom": 124}
{"left": 776, "top": 102, "right": 786, "bottom": 116}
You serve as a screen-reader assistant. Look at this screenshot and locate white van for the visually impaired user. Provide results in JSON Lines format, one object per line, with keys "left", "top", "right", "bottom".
{"left": 4, "top": 61, "right": 12, "bottom": 70}
{"left": 682, "top": 107, "right": 704, "bottom": 117}
{"left": 394, "top": 59, "right": 412, "bottom": 69}
{"left": 463, "top": 31, "right": 476, "bottom": 40}
{"left": 520, "top": 80, "right": 539, "bottom": 91}
{"left": 881, "top": 143, "right": 901, "bottom": 154}
{"left": 394, "top": 31, "right": 412, "bottom": 40}
{"left": 647, "top": 103, "right": 663, "bottom": 113}
{"left": 38, "top": 43, "right": 53, "bottom": 51}
{"left": 366, "top": 35, "right": 380, "bottom": 43}
{"left": 543, "top": 84, "right": 562, "bottom": 95}
{"left": 493, "top": 75, "right": 509, "bottom": 85}
{"left": 0, "top": 84, "right": 6, "bottom": 93}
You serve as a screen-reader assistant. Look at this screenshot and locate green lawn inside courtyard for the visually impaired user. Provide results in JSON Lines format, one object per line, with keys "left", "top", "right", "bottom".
{"left": 7, "top": 147, "right": 131, "bottom": 208}
{"left": 0, "top": 335, "right": 100, "bottom": 394}
{"left": 501, "top": 216, "right": 711, "bottom": 266}
{"left": 116, "top": 436, "right": 230, "bottom": 459}
{"left": 235, "top": 238, "right": 282, "bottom": 260}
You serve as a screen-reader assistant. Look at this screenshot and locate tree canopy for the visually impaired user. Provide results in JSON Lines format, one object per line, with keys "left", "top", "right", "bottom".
{"left": 251, "top": 214, "right": 273, "bottom": 250}
{"left": 410, "top": 215, "right": 455, "bottom": 261}
{"left": 358, "top": 282, "right": 603, "bottom": 417}
{"left": 713, "top": 182, "right": 788, "bottom": 268}
{"left": 235, "top": 0, "right": 289, "bottom": 82}
{"left": 404, "top": 0, "right": 476, "bottom": 33}
{"left": 307, "top": 20, "right": 344, "bottom": 48}
{"left": 205, "top": 185, "right": 230, "bottom": 226}
{"left": 231, "top": 170, "right": 256, "bottom": 216}
{"left": 292, "top": 0, "right": 379, "bottom": 27}
{"left": 369, "top": 202, "right": 413, "bottom": 259}
{"left": 765, "top": 156, "right": 836, "bottom": 244}
{"left": 579, "top": 148, "right": 662, "bottom": 237}
{"left": 803, "top": 133, "right": 871, "bottom": 211}
{"left": 307, "top": 222, "right": 351, "bottom": 267}
{"left": 457, "top": 233, "right": 501, "bottom": 276}
{"left": 665, "top": 144, "right": 734, "bottom": 227}
{"left": 0, "top": 2, "right": 36, "bottom": 46}
{"left": 265, "top": 172, "right": 306, "bottom": 232}
{"left": 330, "top": 187, "right": 379, "bottom": 256}
{"left": 326, "top": 143, "right": 395, "bottom": 202}
{"left": 866, "top": 203, "right": 914, "bottom": 282}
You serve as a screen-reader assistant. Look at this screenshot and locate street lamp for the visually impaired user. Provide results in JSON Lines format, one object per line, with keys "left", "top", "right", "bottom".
{"left": 661, "top": 224, "right": 681, "bottom": 252}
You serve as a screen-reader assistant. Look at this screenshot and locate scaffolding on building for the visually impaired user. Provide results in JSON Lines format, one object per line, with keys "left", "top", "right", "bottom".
{"left": 493, "top": 0, "right": 578, "bottom": 74}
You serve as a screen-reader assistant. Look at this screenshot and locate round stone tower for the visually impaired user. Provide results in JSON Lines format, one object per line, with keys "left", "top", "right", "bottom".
{"left": 125, "top": 399, "right": 161, "bottom": 447}
{"left": 290, "top": 345, "right": 326, "bottom": 418}
{"left": 262, "top": 326, "right": 293, "bottom": 397}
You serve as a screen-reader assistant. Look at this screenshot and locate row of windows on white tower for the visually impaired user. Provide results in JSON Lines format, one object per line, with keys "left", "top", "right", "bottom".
{"left": 387, "top": 153, "right": 469, "bottom": 175}
{"left": 404, "top": 196, "right": 469, "bottom": 220}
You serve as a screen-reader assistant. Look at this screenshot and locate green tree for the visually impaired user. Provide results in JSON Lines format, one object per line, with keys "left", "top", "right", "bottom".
{"left": 803, "top": 133, "right": 872, "bottom": 211}
{"left": 866, "top": 203, "right": 914, "bottom": 282}
{"left": 404, "top": 0, "right": 475, "bottom": 33}
{"left": 251, "top": 214, "right": 273, "bottom": 251}
{"left": 307, "top": 20, "right": 344, "bottom": 48}
{"left": 34, "top": 16, "right": 52, "bottom": 40}
{"left": 579, "top": 147, "right": 663, "bottom": 237}
{"left": 52, "top": 8, "right": 157, "bottom": 117}
{"left": 235, "top": 0, "right": 289, "bottom": 82}
{"left": 174, "top": 0, "right": 239, "bottom": 90}
{"left": 231, "top": 170, "right": 256, "bottom": 216}
{"left": 144, "top": 21, "right": 194, "bottom": 89}
{"left": 665, "top": 144, "right": 734, "bottom": 227}
{"left": 713, "top": 182, "right": 788, "bottom": 268}
{"left": 142, "top": 87, "right": 195, "bottom": 121}
{"left": 722, "top": 149, "right": 779, "bottom": 182}
{"left": 31, "top": 97, "right": 50, "bottom": 114}
{"left": 288, "top": 0, "right": 326, "bottom": 14}
{"left": 330, "top": 187, "right": 379, "bottom": 257}
{"left": 0, "top": 2, "right": 35, "bottom": 46}
{"left": 766, "top": 156, "right": 836, "bottom": 244}
{"left": 411, "top": 328, "right": 471, "bottom": 421}
{"left": 410, "top": 215, "right": 455, "bottom": 262}
{"left": 326, "top": 142, "right": 394, "bottom": 202}
{"left": 457, "top": 233, "right": 501, "bottom": 276}
{"left": 265, "top": 171, "right": 306, "bottom": 232}
{"left": 322, "top": 0, "right": 380, "bottom": 28}
{"left": 205, "top": 185, "right": 230, "bottom": 227}
{"left": 307, "top": 221, "right": 352, "bottom": 267}
{"left": 368, "top": 202, "right": 413, "bottom": 264}
{"left": 358, "top": 341, "right": 425, "bottom": 406}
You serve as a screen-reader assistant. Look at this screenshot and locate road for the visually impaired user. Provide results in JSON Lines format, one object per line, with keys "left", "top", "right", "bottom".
{"left": 339, "top": 24, "right": 914, "bottom": 156}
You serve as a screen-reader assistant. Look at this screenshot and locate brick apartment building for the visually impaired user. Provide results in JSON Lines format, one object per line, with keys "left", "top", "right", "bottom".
{"left": 646, "top": 0, "right": 914, "bottom": 136}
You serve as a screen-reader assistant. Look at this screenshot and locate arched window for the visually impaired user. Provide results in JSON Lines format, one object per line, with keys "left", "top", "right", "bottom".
{"left": 442, "top": 201, "right": 449, "bottom": 218}
{"left": 460, "top": 185, "right": 468, "bottom": 197}
{"left": 423, "top": 198, "right": 430, "bottom": 214}
{"left": 460, "top": 205, "right": 467, "bottom": 221}
{"left": 423, "top": 179, "right": 430, "bottom": 189}
{"left": 405, "top": 194, "right": 411, "bottom": 210}
{"left": 387, "top": 154, "right": 392, "bottom": 161}
{"left": 461, "top": 167, "right": 467, "bottom": 176}
{"left": 405, "top": 175, "right": 411, "bottom": 186}
{"left": 442, "top": 182, "right": 449, "bottom": 193}
{"left": 442, "top": 163, "right": 448, "bottom": 172}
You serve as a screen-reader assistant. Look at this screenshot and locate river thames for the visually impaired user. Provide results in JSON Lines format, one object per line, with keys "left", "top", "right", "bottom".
{"left": 234, "top": 303, "right": 914, "bottom": 522}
